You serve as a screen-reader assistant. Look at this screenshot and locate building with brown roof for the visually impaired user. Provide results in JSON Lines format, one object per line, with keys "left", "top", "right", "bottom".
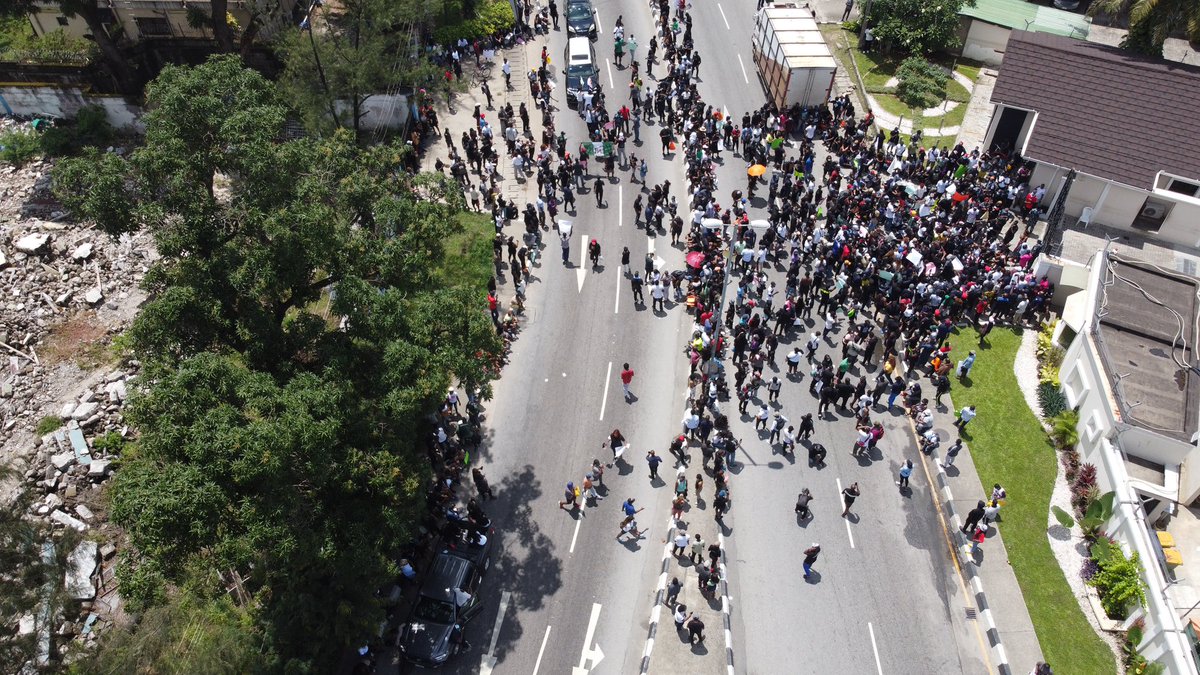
{"left": 984, "top": 30, "right": 1200, "bottom": 250}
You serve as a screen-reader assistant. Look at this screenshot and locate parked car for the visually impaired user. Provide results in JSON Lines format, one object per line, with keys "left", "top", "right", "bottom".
{"left": 566, "top": 0, "right": 597, "bottom": 39}
{"left": 396, "top": 552, "right": 486, "bottom": 668}
{"left": 440, "top": 517, "right": 494, "bottom": 572}
{"left": 564, "top": 36, "right": 600, "bottom": 106}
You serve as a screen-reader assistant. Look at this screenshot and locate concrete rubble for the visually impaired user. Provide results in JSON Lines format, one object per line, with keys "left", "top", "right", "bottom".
{"left": 1, "top": 117, "right": 153, "bottom": 665}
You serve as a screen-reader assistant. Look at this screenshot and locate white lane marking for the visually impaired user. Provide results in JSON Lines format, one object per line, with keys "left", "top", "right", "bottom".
{"left": 614, "top": 271, "right": 621, "bottom": 314}
{"left": 836, "top": 477, "right": 856, "bottom": 549}
{"left": 578, "top": 233, "right": 588, "bottom": 292}
{"left": 647, "top": 236, "right": 655, "bottom": 255}
{"left": 594, "top": 11, "right": 603, "bottom": 34}
{"left": 606, "top": 58, "right": 615, "bottom": 89}
{"left": 532, "top": 625, "right": 552, "bottom": 675}
{"left": 737, "top": 53, "right": 749, "bottom": 84}
{"left": 480, "top": 591, "right": 511, "bottom": 673}
{"left": 600, "top": 361, "right": 612, "bottom": 420}
{"left": 717, "top": 3, "right": 731, "bottom": 30}
{"left": 573, "top": 603, "right": 605, "bottom": 673}
{"left": 618, "top": 185, "right": 623, "bottom": 227}
{"left": 569, "top": 516, "right": 583, "bottom": 553}
{"left": 868, "top": 622, "right": 884, "bottom": 674}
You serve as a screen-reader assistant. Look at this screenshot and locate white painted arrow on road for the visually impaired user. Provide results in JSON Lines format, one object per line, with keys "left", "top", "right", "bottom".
{"left": 478, "top": 591, "right": 511, "bottom": 675}
{"left": 571, "top": 603, "right": 604, "bottom": 675}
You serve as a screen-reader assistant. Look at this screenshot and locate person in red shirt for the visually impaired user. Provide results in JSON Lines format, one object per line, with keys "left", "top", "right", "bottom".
{"left": 488, "top": 293, "right": 499, "bottom": 325}
{"left": 620, "top": 363, "right": 635, "bottom": 401}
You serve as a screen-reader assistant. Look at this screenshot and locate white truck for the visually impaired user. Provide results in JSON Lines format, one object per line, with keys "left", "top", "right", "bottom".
{"left": 751, "top": 6, "right": 838, "bottom": 109}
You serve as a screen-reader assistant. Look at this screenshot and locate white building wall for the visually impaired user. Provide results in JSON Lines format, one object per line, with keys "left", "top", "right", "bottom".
{"left": 960, "top": 20, "right": 1010, "bottom": 67}
{"left": 1059, "top": 255, "right": 1200, "bottom": 674}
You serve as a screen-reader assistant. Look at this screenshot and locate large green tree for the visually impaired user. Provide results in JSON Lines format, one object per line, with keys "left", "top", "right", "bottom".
{"left": 53, "top": 55, "right": 500, "bottom": 670}
{"left": 276, "top": 0, "right": 440, "bottom": 137}
{"left": 1089, "top": 0, "right": 1200, "bottom": 58}
{"left": 865, "top": 0, "right": 976, "bottom": 54}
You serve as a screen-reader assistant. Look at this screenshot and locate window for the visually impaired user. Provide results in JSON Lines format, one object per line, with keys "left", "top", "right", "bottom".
{"left": 134, "top": 17, "right": 172, "bottom": 37}
{"left": 56, "top": 16, "right": 69, "bottom": 26}
{"left": 1167, "top": 179, "right": 1200, "bottom": 198}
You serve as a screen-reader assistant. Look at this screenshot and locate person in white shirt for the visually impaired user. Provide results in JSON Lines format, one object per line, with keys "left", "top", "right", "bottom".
{"left": 954, "top": 405, "right": 977, "bottom": 429}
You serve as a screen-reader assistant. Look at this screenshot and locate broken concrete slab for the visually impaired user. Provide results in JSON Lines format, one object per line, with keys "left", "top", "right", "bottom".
{"left": 74, "top": 505, "right": 94, "bottom": 521}
{"left": 99, "top": 543, "right": 115, "bottom": 560}
{"left": 67, "top": 424, "right": 91, "bottom": 465}
{"left": 70, "top": 243, "right": 93, "bottom": 260}
{"left": 70, "top": 401, "right": 99, "bottom": 421}
{"left": 49, "top": 510, "right": 87, "bottom": 531}
{"left": 65, "top": 541, "right": 98, "bottom": 600}
{"left": 15, "top": 233, "right": 51, "bottom": 254}
{"left": 87, "top": 459, "right": 110, "bottom": 478}
{"left": 84, "top": 288, "right": 103, "bottom": 305}
{"left": 50, "top": 452, "right": 75, "bottom": 471}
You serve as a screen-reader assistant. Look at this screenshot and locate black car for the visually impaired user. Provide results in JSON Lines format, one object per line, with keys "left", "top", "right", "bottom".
{"left": 566, "top": 0, "right": 596, "bottom": 39}
{"left": 396, "top": 552, "right": 485, "bottom": 668}
{"left": 565, "top": 36, "right": 600, "bottom": 107}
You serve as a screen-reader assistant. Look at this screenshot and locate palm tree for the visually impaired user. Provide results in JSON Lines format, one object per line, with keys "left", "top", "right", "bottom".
{"left": 1088, "top": 0, "right": 1200, "bottom": 58}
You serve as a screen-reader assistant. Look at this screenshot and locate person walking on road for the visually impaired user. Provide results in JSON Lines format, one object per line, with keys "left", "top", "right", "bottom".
{"left": 897, "top": 459, "right": 913, "bottom": 489}
{"left": 631, "top": 272, "right": 645, "bottom": 305}
{"left": 841, "top": 482, "right": 860, "bottom": 517}
{"left": 803, "top": 543, "right": 821, "bottom": 578}
{"left": 954, "top": 405, "right": 977, "bottom": 430}
{"left": 621, "top": 246, "right": 631, "bottom": 276}
{"left": 622, "top": 497, "right": 642, "bottom": 518}
{"left": 942, "top": 438, "right": 963, "bottom": 468}
{"left": 594, "top": 178, "right": 605, "bottom": 207}
{"left": 561, "top": 233, "right": 570, "bottom": 264}
{"left": 647, "top": 450, "right": 663, "bottom": 480}
{"left": 559, "top": 482, "right": 579, "bottom": 510}
{"left": 969, "top": 523, "right": 987, "bottom": 556}
{"left": 962, "top": 500, "right": 986, "bottom": 533}
{"left": 621, "top": 363, "right": 635, "bottom": 400}
{"left": 690, "top": 533, "right": 706, "bottom": 564}
{"left": 686, "top": 614, "right": 705, "bottom": 644}
{"left": 666, "top": 577, "right": 682, "bottom": 606}
{"left": 672, "top": 531, "right": 689, "bottom": 557}
{"left": 841, "top": 0, "right": 854, "bottom": 21}
{"left": 618, "top": 516, "right": 643, "bottom": 540}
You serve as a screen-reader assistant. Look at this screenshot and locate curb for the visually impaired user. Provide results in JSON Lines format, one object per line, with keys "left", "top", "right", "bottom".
{"left": 917, "top": 422, "right": 1013, "bottom": 675}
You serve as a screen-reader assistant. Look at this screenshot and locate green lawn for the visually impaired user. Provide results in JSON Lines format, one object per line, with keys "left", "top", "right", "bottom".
{"left": 947, "top": 327, "right": 1115, "bottom": 675}
{"left": 435, "top": 211, "right": 495, "bottom": 292}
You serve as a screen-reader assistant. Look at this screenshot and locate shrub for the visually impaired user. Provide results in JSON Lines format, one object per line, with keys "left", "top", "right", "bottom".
{"left": 1072, "top": 462, "right": 1097, "bottom": 515}
{"left": 432, "top": 0, "right": 515, "bottom": 44}
{"left": 40, "top": 105, "right": 115, "bottom": 157}
{"left": 1080, "top": 557, "right": 1099, "bottom": 582}
{"left": 35, "top": 415, "right": 63, "bottom": 436}
{"left": 1062, "top": 447, "right": 1081, "bottom": 482}
{"left": 1038, "top": 381, "right": 1067, "bottom": 418}
{"left": 1089, "top": 545, "right": 1146, "bottom": 619}
{"left": 1050, "top": 409, "right": 1079, "bottom": 448}
{"left": 895, "top": 57, "right": 948, "bottom": 110}
{"left": 93, "top": 431, "right": 127, "bottom": 454}
{"left": 0, "top": 129, "right": 42, "bottom": 167}
{"left": 842, "top": 19, "right": 861, "bottom": 32}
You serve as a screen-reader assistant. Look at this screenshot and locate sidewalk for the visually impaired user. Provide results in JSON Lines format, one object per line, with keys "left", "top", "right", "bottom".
{"left": 644, "top": 466, "right": 731, "bottom": 675}
{"left": 909, "top": 387, "right": 1045, "bottom": 675}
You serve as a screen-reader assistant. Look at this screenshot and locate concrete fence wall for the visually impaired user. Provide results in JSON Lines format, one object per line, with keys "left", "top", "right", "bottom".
{"left": 0, "top": 86, "right": 143, "bottom": 131}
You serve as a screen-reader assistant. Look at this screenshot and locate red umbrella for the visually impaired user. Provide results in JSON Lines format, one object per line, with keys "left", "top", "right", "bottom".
{"left": 952, "top": 192, "right": 969, "bottom": 202}
{"left": 686, "top": 251, "right": 706, "bottom": 269}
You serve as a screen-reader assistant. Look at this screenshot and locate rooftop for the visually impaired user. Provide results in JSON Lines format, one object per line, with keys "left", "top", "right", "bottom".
{"left": 1093, "top": 252, "right": 1200, "bottom": 443}
{"left": 991, "top": 31, "right": 1200, "bottom": 190}
{"left": 960, "top": 0, "right": 1091, "bottom": 39}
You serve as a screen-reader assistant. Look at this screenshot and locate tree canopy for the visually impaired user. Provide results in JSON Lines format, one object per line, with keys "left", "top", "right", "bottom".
{"left": 53, "top": 54, "right": 500, "bottom": 670}
{"left": 276, "top": 0, "right": 442, "bottom": 137}
{"left": 866, "top": 0, "right": 976, "bottom": 55}
{"left": 1089, "top": 0, "right": 1200, "bottom": 58}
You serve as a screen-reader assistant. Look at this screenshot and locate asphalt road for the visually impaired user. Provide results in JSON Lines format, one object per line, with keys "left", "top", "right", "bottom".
{"left": 404, "top": 2, "right": 995, "bottom": 674}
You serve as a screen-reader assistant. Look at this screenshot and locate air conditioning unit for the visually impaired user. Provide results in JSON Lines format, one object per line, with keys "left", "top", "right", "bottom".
{"left": 1141, "top": 203, "right": 1167, "bottom": 219}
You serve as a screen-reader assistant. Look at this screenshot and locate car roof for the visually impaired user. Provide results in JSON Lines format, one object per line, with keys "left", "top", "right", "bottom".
{"left": 567, "top": 36, "right": 592, "bottom": 57}
{"left": 419, "top": 552, "right": 475, "bottom": 601}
